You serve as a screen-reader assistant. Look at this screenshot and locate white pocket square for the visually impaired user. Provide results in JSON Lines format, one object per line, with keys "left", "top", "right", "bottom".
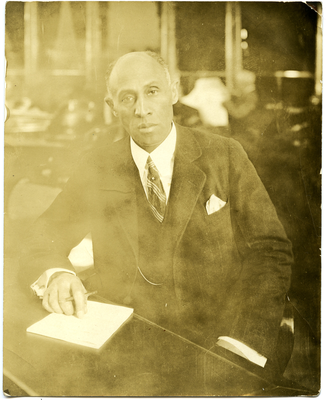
{"left": 206, "top": 194, "right": 227, "bottom": 215}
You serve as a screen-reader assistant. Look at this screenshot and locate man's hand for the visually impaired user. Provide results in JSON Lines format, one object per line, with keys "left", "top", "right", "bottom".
{"left": 42, "top": 272, "right": 87, "bottom": 318}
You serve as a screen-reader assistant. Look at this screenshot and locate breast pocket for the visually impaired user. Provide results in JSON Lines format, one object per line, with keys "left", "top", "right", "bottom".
{"left": 205, "top": 200, "right": 230, "bottom": 224}
{"left": 204, "top": 201, "right": 235, "bottom": 249}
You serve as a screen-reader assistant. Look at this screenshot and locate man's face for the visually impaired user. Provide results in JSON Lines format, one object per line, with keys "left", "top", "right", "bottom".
{"left": 108, "top": 53, "right": 178, "bottom": 152}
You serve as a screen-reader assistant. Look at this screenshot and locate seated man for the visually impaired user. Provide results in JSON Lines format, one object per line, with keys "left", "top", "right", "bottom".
{"left": 20, "top": 51, "right": 293, "bottom": 369}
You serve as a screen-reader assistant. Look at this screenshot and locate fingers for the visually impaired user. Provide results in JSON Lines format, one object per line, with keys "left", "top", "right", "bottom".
{"left": 42, "top": 286, "right": 68, "bottom": 315}
{"left": 42, "top": 290, "right": 56, "bottom": 313}
{"left": 71, "top": 281, "right": 87, "bottom": 318}
{"left": 42, "top": 273, "right": 87, "bottom": 317}
{"left": 58, "top": 291, "right": 74, "bottom": 316}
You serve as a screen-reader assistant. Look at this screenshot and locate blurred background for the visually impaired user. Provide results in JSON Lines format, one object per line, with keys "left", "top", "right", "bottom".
{"left": 4, "top": 1, "right": 321, "bottom": 384}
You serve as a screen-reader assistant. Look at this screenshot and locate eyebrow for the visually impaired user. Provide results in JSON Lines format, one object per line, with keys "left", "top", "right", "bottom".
{"left": 117, "top": 81, "right": 162, "bottom": 97}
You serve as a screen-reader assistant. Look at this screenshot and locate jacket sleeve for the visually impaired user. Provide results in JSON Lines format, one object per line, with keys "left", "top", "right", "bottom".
{"left": 19, "top": 157, "right": 94, "bottom": 285}
{"left": 225, "top": 138, "right": 293, "bottom": 360}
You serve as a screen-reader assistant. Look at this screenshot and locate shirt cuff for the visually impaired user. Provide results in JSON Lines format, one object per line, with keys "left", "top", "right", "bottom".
{"left": 217, "top": 336, "right": 267, "bottom": 367}
{"left": 30, "top": 268, "right": 76, "bottom": 298}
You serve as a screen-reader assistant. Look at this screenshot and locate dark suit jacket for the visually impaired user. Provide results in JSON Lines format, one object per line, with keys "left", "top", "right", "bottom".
{"left": 20, "top": 124, "right": 292, "bottom": 359}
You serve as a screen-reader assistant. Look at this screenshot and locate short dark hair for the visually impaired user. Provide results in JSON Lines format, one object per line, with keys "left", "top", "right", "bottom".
{"left": 105, "top": 51, "right": 171, "bottom": 99}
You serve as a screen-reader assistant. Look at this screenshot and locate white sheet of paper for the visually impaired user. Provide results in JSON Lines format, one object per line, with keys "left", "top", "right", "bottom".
{"left": 26, "top": 301, "right": 133, "bottom": 349}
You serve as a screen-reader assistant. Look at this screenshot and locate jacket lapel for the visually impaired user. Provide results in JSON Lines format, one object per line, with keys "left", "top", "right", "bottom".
{"left": 167, "top": 124, "right": 206, "bottom": 248}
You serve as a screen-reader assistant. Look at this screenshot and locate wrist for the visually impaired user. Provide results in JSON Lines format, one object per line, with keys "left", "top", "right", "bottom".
{"left": 47, "top": 271, "right": 72, "bottom": 286}
{"left": 31, "top": 268, "right": 76, "bottom": 298}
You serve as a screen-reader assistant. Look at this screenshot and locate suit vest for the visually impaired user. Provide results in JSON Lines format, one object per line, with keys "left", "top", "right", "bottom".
{"left": 126, "top": 166, "right": 180, "bottom": 327}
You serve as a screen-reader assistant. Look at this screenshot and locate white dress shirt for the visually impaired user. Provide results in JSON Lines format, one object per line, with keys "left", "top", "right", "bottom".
{"left": 130, "top": 123, "right": 177, "bottom": 202}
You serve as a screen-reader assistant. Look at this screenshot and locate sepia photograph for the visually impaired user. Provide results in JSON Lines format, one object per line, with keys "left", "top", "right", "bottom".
{"left": 3, "top": 1, "right": 321, "bottom": 397}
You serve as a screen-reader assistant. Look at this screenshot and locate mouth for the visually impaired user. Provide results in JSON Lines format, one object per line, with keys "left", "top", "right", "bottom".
{"left": 137, "top": 123, "right": 157, "bottom": 133}
{"left": 138, "top": 123, "right": 157, "bottom": 129}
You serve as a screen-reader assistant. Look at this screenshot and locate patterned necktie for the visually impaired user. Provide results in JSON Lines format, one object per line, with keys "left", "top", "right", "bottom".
{"left": 146, "top": 156, "right": 166, "bottom": 222}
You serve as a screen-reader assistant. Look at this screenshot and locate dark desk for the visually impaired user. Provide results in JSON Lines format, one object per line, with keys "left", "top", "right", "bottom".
{"left": 3, "top": 258, "right": 313, "bottom": 396}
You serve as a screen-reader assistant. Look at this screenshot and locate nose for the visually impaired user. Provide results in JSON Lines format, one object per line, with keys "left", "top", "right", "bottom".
{"left": 134, "top": 95, "right": 151, "bottom": 118}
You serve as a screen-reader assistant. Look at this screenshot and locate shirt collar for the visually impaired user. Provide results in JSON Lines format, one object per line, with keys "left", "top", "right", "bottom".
{"left": 130, "top": 123, "right": 177, "bottom": 177}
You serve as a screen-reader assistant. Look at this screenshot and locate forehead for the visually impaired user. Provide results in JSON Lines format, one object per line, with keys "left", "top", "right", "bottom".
{"left": 109, "top": 54, "right": 168, "bottom": 95}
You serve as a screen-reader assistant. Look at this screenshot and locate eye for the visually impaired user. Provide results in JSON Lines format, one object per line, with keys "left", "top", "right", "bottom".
{"left": 121, "top": 95, "right": 135, "bottom": 104}
{"left": 148, "top": 88, "right": 159, "bottom": 96}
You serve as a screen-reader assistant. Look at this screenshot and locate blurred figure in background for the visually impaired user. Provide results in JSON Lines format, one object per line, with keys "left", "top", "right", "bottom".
{"left": 223, "top": 70, "right": 259, "bottom": 142}
{"left": 180, "top": 77, "right": 230, "bottom": 128}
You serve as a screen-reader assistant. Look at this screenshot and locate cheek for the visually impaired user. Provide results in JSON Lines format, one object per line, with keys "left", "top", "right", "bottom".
{"left": 119, "top": 110, "right": 133, "bottom": 124}
{"left": 157, "top": 103, "right": 173, "bottom": 120}
{"left": 153, "top": 100, "right": 171, "bottom": 114}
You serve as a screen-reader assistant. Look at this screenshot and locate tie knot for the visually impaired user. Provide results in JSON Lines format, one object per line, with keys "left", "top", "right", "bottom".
{"left": 146, "top": 156, "right": 155, "bottom": 168}
{"left": 146, "top": 157, "right": 159, "bottom": 179}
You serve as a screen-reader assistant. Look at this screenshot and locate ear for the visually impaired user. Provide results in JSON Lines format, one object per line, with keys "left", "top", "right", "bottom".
{"left": 104, "top": 95, "right": 114, "bottom": 110}
{"left": 170, "top": 80, "right": 179, "bottom": 105}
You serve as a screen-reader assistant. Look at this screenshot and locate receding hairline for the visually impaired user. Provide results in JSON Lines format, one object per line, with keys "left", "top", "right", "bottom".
{"left": 105, "top": 51, "right": 171, "bottom": 97}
